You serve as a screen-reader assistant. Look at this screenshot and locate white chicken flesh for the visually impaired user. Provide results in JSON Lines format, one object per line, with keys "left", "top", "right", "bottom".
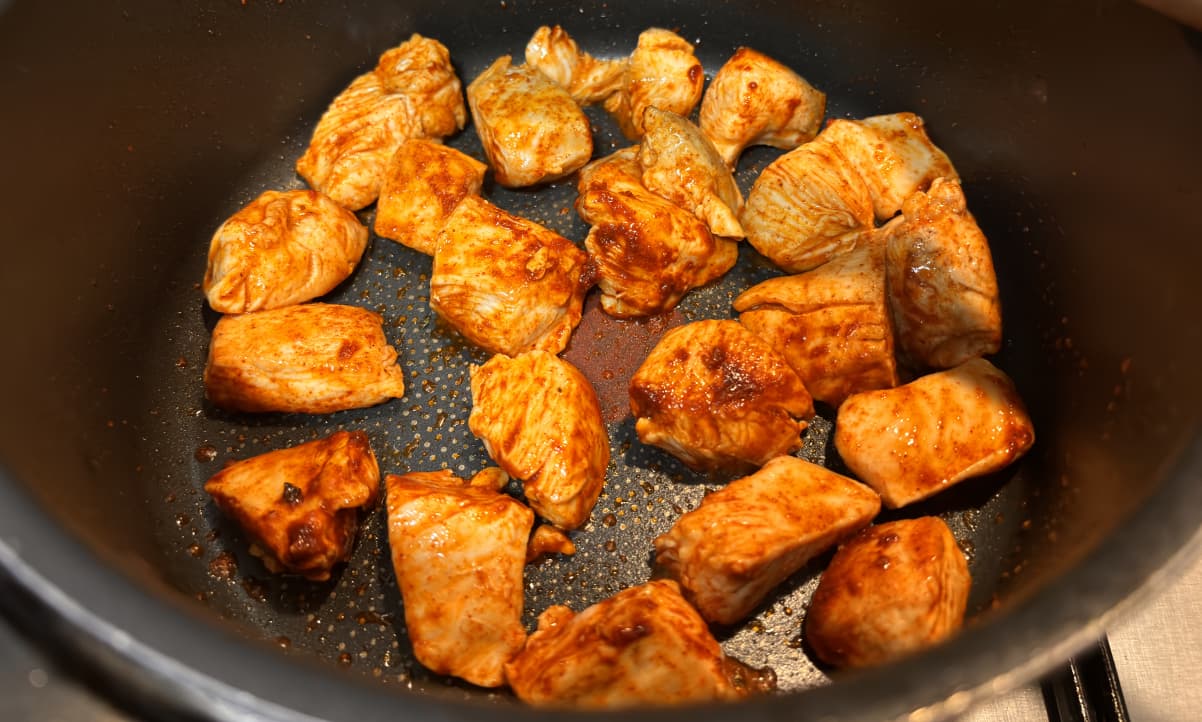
{"left": 203, "top": 189, "right": 368, "bottom": 314}
{"left": 296, "top": 34, "right": 466, "bottom": 210}
{"left": 735, "top": 228, "right": 899, "bottom": 407}
{"left": 524, "top": 25, "right": 627, "bottom": 105}
{"left": 805, "top": 517, "right": 971, "bottom": 668}
{"left": 655, "top": 455, "right": 880, "bottom": 625}
{"left": 638, "top": 106, "right": 745, "bottom": 239}
{"left": 467, "top": 55, "right": 593, "bottom": 187}
{"left": 628, "top": 319, "right": 814, "bottom": 472}
{"left": 835, "top": 357, "right": 1035, "bottom": 508}
{"left": 603, "top": 28, "right": 704, "bottom": 140}
{"left": 469, "top": 350, "right": 609, "bottom": 530}
{"left": 576, "top": 148, "right": 737, "bottom": 318}
{"left": 504, "top": 580, "right": 751, "bottom": 708}
{"left": 373, "top": 138, "right": 487, "bottom": 256}
{"left": 699, "top": 47, "right": 826, "bottom": 167}
{"left": 385, "top": 468, "right": 533, "bottom": 688}
{"left": 885, "top": 177, "right": 1002, "bottom": 369}
{"left": 429, "top": 195, "right": 592, "bottom": 356}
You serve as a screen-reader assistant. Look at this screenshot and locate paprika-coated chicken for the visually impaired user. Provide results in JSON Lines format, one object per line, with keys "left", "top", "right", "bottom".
{"left": 385, "top": 468, "right": 533, "bottom": 688}
{"left": 524, "top": 25, "right": 627, "bottom": 105}
{"left": 504, "top": 580, "right": 750, "bottom": 708}
{"left": 296, "top": 34, "right": 466, "bottom": 210}
{"left": 603, "top": 28, "right": 704, "bottom": 140}
{"left": 819, "top": 112, "right": 958, "bottom": 221}
{"left": 629, "top": 319, "right": 815, "bottom": 472}
{"left": 655, "top": 456, "right": 880, "bottom": 625}
{"left": 373, "top": 138, "right": 487, "bottom": 256}
{"left": 203, "top": 303, "right": 406, "bottom": 414}
{"left": 576, "top": 148, "right": 737, "bottom": 318}
{"left": 741, "top": 139, "right": 874, "bottom": 272}
{"left": 885, "top": 177, "right": 1002, "bottom": 369}
{"left": 204, "top": 430, "right": 379, "bottom": 581}
{"left": 805, "top": 517, "right": 971, "bottom": 669}
{"left": 203, "top": 189, "right": 368, "bottom": 314}
{"left": 429, "top": 196, "right": 592, "bottom": 356}
{"left": 699, "top": 47, "right": 827, "bottom": 168}
{"left": 467, "top": 55, "right": 592, "bottom": 187}
{"left": 638, "top": 107, "right": 745, "bottom": 239}
{"left": 735, "top": 227, "right": 899, "bottom": 407}
{"left": 835, "top": 358, "right": 1035, "bottom": 508}
{"left": 469, "top": 350, "right": 609, "bottom": 530}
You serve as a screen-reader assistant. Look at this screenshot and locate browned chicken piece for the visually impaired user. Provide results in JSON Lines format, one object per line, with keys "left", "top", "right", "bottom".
{"left": 805, "top": 517, "right": 971, "bottom": 669}
{"left": 469, "top": 350, "right": 609, "bottom": 530}
{"left": 429, "top": 196, "right": 592, "bottom": 356}
{"left": 835, "top": 358, "right": 1035, "bottom": 508}
{"left": 204, "top": 303, "right": 406, "bottom": 414}
{"left": 885, "top": 177, "right": 1002, "bottom": 369}
{"left": 603, "top": 28, "right": 705, "bottom": 140}
{"left": 524, "top": 25, "right": 627, "bottom": 105}
{"left": 296, "top": 34, "right": 466, "bottom": 211}
{"left": 385, "top": 468, "right": 533, "bottom": 688}
{"left": 203, "top": 190, "right": 368, "bottom": 314}
{"left": 638, "top": 107, "right": 745, "bottom": 239}
{"left": 819, "top": 112, "right": 958, "bottom": 221}
{"left": 576, "top": 148, "right": 737, "bottom": 317}
{"left": 741, "top": 139, "right": 874, "bottom": 272}
{"left": 527, "top": 524, "right": 577, "bottom": 563}
{"left": 655, "top": 456, "right": 879, "bottom": 625}
{"left": 628, "top": 319, "right": 815, "bottom": 472}
{"left": 373, "top": 138, "right": 487, "bottom": 255}
{"left": 735, "top": 228, "right": 899, "bottom": 407}
{"left": 467, "top": 56, "right": 592, "bottom": 188}
{"left": 505, "top": 579, "right": 750, "bottom": 708}
{"left": 204, "top": 430, "right": 379, "bottom": 581}
{"left": 699, "top": 47, "right": 827, "bottom": 168}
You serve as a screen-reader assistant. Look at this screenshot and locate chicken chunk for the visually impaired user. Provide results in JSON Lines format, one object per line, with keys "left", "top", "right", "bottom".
{"left": 805, "top": 517, "right": 971, "bottom": 668}
{"left": 527, "top": 524, "right": 577, "bottom": 563}
{"left": 603, "top": 28, "right": 704, "bottom": 140}
{"left": 741, "top": 139, "right": 874, "bottom": 272}
{"left": 385, "top": 469, "right": 533, "bottom": 687}
{"left": 819, "top": 112, "right": 958, "bottom": 221}
{"left": 885, "top": 177, "right": 1002, "bottom": 369}
{"left": 835, "top": 358, "right": 1035, "bottom": 508}
{"left": 203, "top": 190, "right": 368, "bottom": 314}
{"left": 504, "top": 580, "right": 749, "bottom": 708}
{"left": 735, "top": 228, "right": 899, "bottom": 407}
{"left": 524, "top": 25, "right": 627, "bottom": 105}
{"left": 203, "top": 303, "right": 406, "bottom": 414}
{"left": 469, "top": 350, "right": 609, "bottom": 530}
{"left": 655, "top": 456, "right": 879, "bottom": 625}
{"left": 638, "top": 107, "right": 745, "bottom": 239}
{"left": 699, "top": 47, "right": 826, "bottom": 168}
{"left": 429, "top": 196, "right": 592, "bottom": 356}
{"left": 629, "top": 319, "right": 815, "bottom": 472}
{"left": 576, "top": 148, "right": 737, "bottom": 318}
{"left": 467, "top": 56, "right": 592, "bottom": 188}
{"left": 296, "top": 34, "right": 466, "bottom": 210}
{"left": 204, "top": 430, "right": 379, "bottom": 581}
{"left": 373, "top": 139, "right": 487, "bottom": 255}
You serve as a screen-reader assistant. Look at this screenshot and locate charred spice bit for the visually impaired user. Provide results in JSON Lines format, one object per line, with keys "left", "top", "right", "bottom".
{"left": 186, "top": 543, "right": 204, "bottom": 558}
{"left": 282, "top": 482, "right": 305, "bottom": 506}
{"left": 194, "top": 444, "right": 218, "bottom": 463}
{"left": 208, "top": 552, "right": 237, "bottom": 580}
{"left": 276, "top": 636, "right": 292, "bottom": 649}
{"left": 338, "top": 652, "right": 353, "bottom": 666}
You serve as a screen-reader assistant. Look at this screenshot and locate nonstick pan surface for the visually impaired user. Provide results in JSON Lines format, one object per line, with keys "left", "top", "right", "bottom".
{"left": 2, "top": 0, "right": 1202, "bottom": 720}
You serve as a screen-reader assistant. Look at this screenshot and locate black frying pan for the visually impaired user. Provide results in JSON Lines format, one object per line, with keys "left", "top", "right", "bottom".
{"left": 1, "top": 1, "right": 1201, "bottom": 720}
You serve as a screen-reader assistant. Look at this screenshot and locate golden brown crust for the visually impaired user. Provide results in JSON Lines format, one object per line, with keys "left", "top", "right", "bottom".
{"left": 805, "top": 517, "right": 971, "bottom": 669}
{"left": 203, "top": 190, "right": 368, "bottom": 314}
{"left": 373, "top": 139, "right": 487, "bottom": 255}
{"left": 628, "top": 319, "right": 814, "bottom": 471}
{"left": 203, "top": 303, "right": 405, "bottom": 414}
{"left": 204, "top": 430, "right": 379, "bottom": 581}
